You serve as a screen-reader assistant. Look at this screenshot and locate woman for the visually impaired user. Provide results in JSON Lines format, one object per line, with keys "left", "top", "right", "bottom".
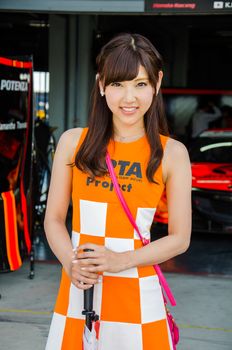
{"left": 45, "top": 33, "right": 192, "bottom": 349}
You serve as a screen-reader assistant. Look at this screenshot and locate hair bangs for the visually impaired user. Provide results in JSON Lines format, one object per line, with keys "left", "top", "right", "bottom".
{"left": 139, "top": 53, "right": 159, "bottom": 89}
{"left": 103, "top": 47, "right": 141, "bottom": 86}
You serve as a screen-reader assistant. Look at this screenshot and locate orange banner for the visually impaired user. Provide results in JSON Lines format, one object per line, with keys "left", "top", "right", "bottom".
{"left": 2, "top": 191, "right": 22, "bottom": 270}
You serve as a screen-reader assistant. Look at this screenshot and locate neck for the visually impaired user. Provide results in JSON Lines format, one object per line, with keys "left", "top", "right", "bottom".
{"left": 113, "top": 119, "right": 145, "bottom": 142}
{"left": 113, "top": 127, "right": 145, "bottom": 143}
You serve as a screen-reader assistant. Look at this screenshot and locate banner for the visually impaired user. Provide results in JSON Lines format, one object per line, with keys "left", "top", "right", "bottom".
{"left": 145, "top": 0, "right": 232, "bottom": 13}
{"left": 0, "top": 57, "right": 33, "bottom": 271}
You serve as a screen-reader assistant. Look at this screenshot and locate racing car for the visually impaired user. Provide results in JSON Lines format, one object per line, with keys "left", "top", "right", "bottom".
{"left": 154, "top": 129, "right": 232, "bottom": 234}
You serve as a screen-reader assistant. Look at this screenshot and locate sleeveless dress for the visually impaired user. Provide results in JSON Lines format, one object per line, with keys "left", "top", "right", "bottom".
{"left": 46, "top": 128, "right": 174, "bottom": 350}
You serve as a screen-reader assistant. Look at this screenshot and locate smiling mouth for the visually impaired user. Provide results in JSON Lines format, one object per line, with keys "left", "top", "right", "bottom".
{"left": 120, "top": 107, "right": 138, "bottom": 112}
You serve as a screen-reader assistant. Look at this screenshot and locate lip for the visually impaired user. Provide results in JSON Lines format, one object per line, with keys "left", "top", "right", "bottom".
{"left": 120, "top": 106, "right": 139, "bottom": 115}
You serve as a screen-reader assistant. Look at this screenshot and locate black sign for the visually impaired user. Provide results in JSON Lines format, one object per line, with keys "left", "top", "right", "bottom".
{"left": 145, "top": 0, "right": 232, "bottom": 13}
{"left": 0, "top": 57, "right": 33, "bottom": 271}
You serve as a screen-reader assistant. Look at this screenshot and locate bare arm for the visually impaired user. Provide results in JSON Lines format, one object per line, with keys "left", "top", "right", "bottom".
{"left": 126, "top": 139, "right": 192, "bottom": 268}
{"left": 44, "top": 128, "right": 82, "bottom": 276}
{"left": 77, "top": 138, "right": 192, "bottom": 272}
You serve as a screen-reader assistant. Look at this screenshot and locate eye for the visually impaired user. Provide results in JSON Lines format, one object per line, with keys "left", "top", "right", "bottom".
{"left": 110, "top": 82, "right": 121, "bottom": 87}
{"left": 137, "top": 82, "right": 147, "bottom": 87}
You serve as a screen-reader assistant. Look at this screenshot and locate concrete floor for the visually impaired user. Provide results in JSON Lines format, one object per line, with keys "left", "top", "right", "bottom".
{"left": 0, "top": 260, "right": 232, "bottom": 350}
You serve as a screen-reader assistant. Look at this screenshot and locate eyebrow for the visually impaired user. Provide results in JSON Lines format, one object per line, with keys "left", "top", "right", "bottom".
{"left": 134, "top": 77, "right": 149, "bottom": 81}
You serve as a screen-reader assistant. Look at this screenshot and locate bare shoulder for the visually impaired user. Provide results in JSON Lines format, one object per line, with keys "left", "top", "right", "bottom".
{"left": 162, "top": 137, "right": 191, "bottom": 182}
{"left": 164, "top": 137, "right": 189, "bottom": 158}
{"left": 56, "top": 127, "right": 83, "bottom": 162}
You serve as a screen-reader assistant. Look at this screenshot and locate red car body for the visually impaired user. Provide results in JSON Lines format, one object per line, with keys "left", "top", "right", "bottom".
{"left": 154, "top": 129, "right": 232, "bottom": 233}
{"left": 192, "top": 163, "right": 232, "bottom": 192}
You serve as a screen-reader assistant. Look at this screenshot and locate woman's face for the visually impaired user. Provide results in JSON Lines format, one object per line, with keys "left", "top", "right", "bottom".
{"left": 103, "top": 65, "right": 156, "bottom": 129}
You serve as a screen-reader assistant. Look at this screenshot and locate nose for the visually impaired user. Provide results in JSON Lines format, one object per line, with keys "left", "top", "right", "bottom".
{"left": 122, "top": 87, "right": 136, "bottom": 103}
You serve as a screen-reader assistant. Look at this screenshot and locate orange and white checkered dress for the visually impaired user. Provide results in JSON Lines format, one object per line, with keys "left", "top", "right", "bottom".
{"left": 46, "top": 128, "right": 174, "bottom": 349}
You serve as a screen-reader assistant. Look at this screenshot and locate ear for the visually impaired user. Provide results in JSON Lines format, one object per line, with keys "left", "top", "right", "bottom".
{"left": 156, "top": 70, "right": 163, "bottom": 95}
{"left": 98, "top": 80, "right": 105, "bottom": 95}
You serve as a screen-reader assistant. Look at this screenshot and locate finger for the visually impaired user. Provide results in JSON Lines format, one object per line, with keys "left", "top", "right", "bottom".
{"left": 84, "top": 265, "right": 104, "bottom": 273}
{"left": 71, "top": 265, "right": 99, "bottom": 283}
{"left": 77, "top": 243, "right": 99, "bottom": 252}
{"left": 72, "top": 260, "right": 104, "bottom": 277}
{"left": 73, "top": 269, "right": 99, "bottom": 281}
{"left": 72, "top": 259, "right": 101, "bottom": 268}
{"left": 77, "top": 250, "right": 101, "bottom": 259}
{"left": 72, "top": 261, "right": 99, "bottom": 275}
{"left": 79, "top": 258, "right": 103, "bottom": 266}
{"left": 79, "top": 270, "right": 99, "bottom": 279}
{"left": 78, "top": 275, "right": 98, "bottom": 285}
{"left": 73, "top": 281, "right": 94, "bottom": 290}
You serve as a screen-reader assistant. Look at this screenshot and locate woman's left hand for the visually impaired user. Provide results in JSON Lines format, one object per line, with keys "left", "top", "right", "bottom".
{"left": 74, "top": 243, "right": 129, "bottom": 274}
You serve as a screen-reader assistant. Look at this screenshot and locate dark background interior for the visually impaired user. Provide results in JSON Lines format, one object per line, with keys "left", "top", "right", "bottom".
{"left": 0, "top": 13, "right": 232, "bottom": 88}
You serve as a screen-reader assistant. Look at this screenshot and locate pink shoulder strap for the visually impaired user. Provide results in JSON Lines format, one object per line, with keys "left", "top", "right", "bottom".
{"left": 106, "top": 151, "right": 176, "bottom": 307}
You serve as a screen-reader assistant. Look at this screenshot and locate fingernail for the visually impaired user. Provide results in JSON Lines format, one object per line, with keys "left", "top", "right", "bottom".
{"left": 72, "top": 260, "right": 78, "bottom": 264}
{"left": 81, "top": 267, "right": 86, "bottom": 270}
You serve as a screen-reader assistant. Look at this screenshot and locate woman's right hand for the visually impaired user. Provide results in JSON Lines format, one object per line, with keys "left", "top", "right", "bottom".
{"left": 71, "top": 258, "right": 100, "bottom": 290}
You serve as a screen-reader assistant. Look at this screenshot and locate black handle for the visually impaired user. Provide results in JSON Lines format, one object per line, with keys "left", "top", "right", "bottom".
{"left": 83, "top": 248, "right": 94, "bottom": 308}
{"left": 82, "top": 248, "right": 96, "bottom": 330}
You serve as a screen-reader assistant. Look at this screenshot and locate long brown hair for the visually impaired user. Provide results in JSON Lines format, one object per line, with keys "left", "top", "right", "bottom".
{"left": 75, "top": 33, "right": 169, "bottom": 182}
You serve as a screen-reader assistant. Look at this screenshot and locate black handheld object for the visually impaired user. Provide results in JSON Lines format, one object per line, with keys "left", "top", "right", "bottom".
{"left": 82, "top": 249, "right": 99, "bottom": 330}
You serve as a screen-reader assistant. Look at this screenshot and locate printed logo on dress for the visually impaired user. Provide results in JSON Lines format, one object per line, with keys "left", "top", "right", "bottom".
{"left": 86, "top": 159, "right": 143, "bottom": 192}
{"left": 111, "top": 159, "right": 142, "bottom": 178}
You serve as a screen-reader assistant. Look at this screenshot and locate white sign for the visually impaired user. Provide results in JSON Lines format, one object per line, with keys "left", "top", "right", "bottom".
{"left": 213, "top": 1, "right": 224, "bottom": 8}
